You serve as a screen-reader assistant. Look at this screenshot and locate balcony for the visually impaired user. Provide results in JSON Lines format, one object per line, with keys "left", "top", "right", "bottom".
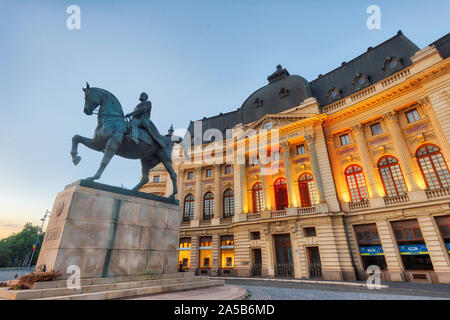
{"left": 426, "top": 187, "right": 450, "bottom": 200}
{"left": 271, "top": 210, "right": 287, "bottom": 218}
{"left": 384, "top": 194, "right": 409, "bottom": 206}
{"left": 348, "top": 200, "right": 370, "bottom": 211}
{"left": 297, "top": 206, "right": 316, "bottom": 215}
{"left": 199, "top": 219, "right": 211, "bottom": 226}
{"left": 247, "top": 213, "right": 261, "bottom": 221}
{"left": 220, "top": 217, "right": 232, "bottom": 224}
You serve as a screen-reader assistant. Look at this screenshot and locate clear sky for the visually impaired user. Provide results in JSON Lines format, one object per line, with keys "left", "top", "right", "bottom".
{"left": 0, "top": 0, "right": 449, "bottom": 239}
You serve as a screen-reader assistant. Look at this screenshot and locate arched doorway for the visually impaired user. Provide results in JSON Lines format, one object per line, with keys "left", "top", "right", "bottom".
{"left": 274, "top": 177, "right": 288, "bottom": 210}
{"left": 252, "top": 182, "right": 264, "bottom": 213}
{"left": 298, "top": 173, "right": 316, "bottom": 207}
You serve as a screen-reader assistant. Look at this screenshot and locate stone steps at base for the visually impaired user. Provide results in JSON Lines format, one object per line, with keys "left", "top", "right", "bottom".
{"left": 0, "top": 275, "right": 210, "bottom": 300}
{"left": 32, "top": 272, "right": 195, "bottom": 289}
{"left": 36, "top": 279, "right": 225, "bottom": 300}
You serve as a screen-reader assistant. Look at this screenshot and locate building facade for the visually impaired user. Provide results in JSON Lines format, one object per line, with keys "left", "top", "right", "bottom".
{"left": 144, "top": 31, "right": 450, "bottom": 283}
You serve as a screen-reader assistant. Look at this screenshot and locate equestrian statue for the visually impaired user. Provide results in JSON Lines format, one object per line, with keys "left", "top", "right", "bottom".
{"left": 70, "top": 82, "right": 179, "bottom": 199}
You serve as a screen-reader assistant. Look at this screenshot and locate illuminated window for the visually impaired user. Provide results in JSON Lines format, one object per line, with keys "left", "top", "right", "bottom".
{"left": 203, "top": 192, "right": 214, "bottom": 220}
{"left": 378, "top": 156, "right": 407, "bottom": 197}
{"left": 205, "top": 168, "right": 213, "bottom": 177}
{"left": 370, "top": 123, "right": 382, "bottom": 135}
{"left": 406, "top": 109, "right": 420, "bottom": 123}
{"left": 199, "top": 236, "right": 212, "bottom": 268}
{"left": 223, "top": 189, "right": 234, "bottom": 218}
{"left": 178, "top": 238, "right": 191, "bottom": 269}
{"left": 345, "top": 165, "right": 369, "bottom": 202}
{"left": 252, "top": 183, "right": 264, "bottom": 213}
{"left": 153, "top": 175, "right": 160, "bottom": 183}
{"left": 416, "top": 144, "right": 450, "bottom": 190}
{"left": 220, "top": 235, "right": 234, "bottom": 268}
{"left": 274, "top": 177, "right": 288, "bottom": 210}
{"left": 340, "top": 134, "right": 350, "bottom": 146}
{"left": 187, "top": 171, "right": 194, "bottom": 180}
{"left": 183, "top": 194, "right": 195, "bottom": 222}
{"left": 298, "top": 173, "right": 317, "bottom": 207}
{"left": 296, "top": 144, "right": 306, "bottom": 155}
{"left": 225, "top": 165, "right": 232, "bottom": 174}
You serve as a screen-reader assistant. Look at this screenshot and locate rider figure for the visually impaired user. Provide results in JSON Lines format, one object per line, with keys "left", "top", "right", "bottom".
{"left": 126, "top": 92, "right": 166, "bottom": 148}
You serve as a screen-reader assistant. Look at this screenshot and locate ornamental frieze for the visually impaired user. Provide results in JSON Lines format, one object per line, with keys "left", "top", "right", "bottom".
{"left": 368, "top": 135, "right": 390, "bottom": 146}
{"left": 405, "top": 122, "right": 431, "bottom": 135}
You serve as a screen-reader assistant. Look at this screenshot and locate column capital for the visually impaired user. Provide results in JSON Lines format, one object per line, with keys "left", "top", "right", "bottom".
{"left": 280, "top": 141, "right": 290, "bottom": 152}
{"left": 417, "top": 96, "right": 431, "bottom": 107}
{"left": 350, "top": 123, "right": 365, "bottom": 134}
{"left": 382, "top": 111, "right": 399, "bottom": 122}
{"left": 304, "top": 134, "right": 315, "bottom": 144}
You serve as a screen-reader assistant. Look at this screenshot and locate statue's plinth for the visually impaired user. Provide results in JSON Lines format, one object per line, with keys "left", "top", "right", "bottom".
{"left": 36, "top": 180, "right": 181, "bottom": 280}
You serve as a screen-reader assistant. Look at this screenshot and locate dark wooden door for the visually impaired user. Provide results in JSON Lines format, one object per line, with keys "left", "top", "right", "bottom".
{"left": 274, "top": 234, "right": 293, "bottom": 277}
{"left": 275, "top": 184, "right": 289, "bottom": 210}
{"left": 299, "top": 182, "right": 311, "bottom": 207}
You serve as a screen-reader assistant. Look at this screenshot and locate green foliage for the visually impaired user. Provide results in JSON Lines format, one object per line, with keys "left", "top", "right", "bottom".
{"left": 0, "top": 223, "right": 42, "bottom": 268}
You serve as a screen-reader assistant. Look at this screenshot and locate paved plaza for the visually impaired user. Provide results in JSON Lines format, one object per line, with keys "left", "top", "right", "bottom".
{"left": 224, "top": 278, "right": 450, "bottom": 300}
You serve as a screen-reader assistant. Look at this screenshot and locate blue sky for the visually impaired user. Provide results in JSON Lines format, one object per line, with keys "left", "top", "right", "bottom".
{"left": 0, "top": 0, "right": 449, "bottom": 238}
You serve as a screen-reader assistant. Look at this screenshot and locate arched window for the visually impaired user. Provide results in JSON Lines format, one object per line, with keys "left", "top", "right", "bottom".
{"left": 203, "top": 192, "right": 214, "bottom": 220}
{"left": 274, "top": 177, "right": 289, "bottom": 210}
{"left": 378, "top": 156, "right": 407, "bottom": 197}
{"left": 298, "top": 173, "right": 317, "bottom": 207}
{"left": 252, "top": 183, "right": 264, "bottom": 213}
{"left": 416, "top": 144, "right": 450, "bottom": 189}
{"left": 183, "top": 194, "right": 195, "bottom": 222}
{"left": 223, "top": 189, "right": 234, "bottom": 218}
{"left": 345, "top": 165, "right": 369, "bottom": 202}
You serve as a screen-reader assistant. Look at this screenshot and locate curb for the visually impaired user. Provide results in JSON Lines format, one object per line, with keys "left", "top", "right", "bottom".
{"left": 213, "top": 276, "right": 389, "bottom": 289}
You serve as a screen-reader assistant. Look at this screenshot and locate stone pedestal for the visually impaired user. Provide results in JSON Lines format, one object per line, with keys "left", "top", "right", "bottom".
{"left": 36, "top": 180, "right": 181, "bottom": 280}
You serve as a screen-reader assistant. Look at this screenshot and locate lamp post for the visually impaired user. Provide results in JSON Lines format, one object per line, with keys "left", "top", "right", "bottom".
{"left": 26, "top": 209, "right": 50, "bottom": 270}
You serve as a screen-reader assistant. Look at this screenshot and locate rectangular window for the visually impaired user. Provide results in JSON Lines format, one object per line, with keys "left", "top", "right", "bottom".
{"left": 206, "top": 168, "right": 213, "bottom": 177}
{"left": 406, "top": 109, "right": 420, "bottom": 123}
{"left": 153, "top": 175, "right": 160, "bottom": 183}
{"left": 370, "top": 123, "right": 382, "bottom": 135}
{"left": 187, "top": 171, "right": 194, "bottom": 180}
{"left": 304, "top": 227, "right": 316, "bottom": 237}
{"left": 340, "top": 134, "right": 350, "bottom": 146}
{"left": 225, "top": 165, "right": 232, "bottom": 174}
{"left": 296, "top": 144, "right": 306, "bottom": 155}
{"left": 250, "top": 231, "right": 261, "bottom": 240}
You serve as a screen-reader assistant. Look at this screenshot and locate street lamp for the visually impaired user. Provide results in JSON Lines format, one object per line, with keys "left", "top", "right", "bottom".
{"left": 26, "top": 209, "right": 50, "bottom": 270}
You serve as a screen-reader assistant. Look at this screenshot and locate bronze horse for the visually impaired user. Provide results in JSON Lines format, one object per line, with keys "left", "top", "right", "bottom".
{"left": 70, "top": 83, "right": 178, "bottom": 198}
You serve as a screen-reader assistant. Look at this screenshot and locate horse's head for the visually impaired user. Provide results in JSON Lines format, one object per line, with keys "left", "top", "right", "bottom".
{"left": 82, "top": 82, "right": 101, "bottom": 115}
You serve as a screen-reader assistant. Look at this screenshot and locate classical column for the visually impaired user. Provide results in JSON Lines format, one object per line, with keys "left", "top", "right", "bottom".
{"left": 239, "top": 163, "right": 249, "bottom": 213}
{"left": 281, "top": 141, "right": 298, "bottom": 207}
{"left": 304, "top": 134, "right": 326, "bottom": 202}
{"left": 193, "top": 167, "right": 202, "bottom": 222}
{"left": 214, "top": 164, "right": 222, "bottom": 218}
{"left": 260, "top": 165, "right": 271, "bottom": 210}
{"left": 382, "top": 111, "right": 421, "bottom": 191}
{"left": 351, "top": 124, "right": 383, "bottom": 198}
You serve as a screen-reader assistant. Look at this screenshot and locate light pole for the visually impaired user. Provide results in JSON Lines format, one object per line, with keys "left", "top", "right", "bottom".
{"left": 26, "top": 209, "right": 50, "bottom": 270}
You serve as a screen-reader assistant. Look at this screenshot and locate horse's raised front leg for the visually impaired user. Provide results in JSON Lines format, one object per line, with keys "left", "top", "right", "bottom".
{"left": 71, "top": 135, "right": 103, "bottom": 165}
{"left": 85, "top": 133, "right": 123, "bottom": 182}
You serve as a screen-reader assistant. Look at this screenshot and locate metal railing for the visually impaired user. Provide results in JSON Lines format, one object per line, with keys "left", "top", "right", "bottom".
{"left": 251, "top": 264, "right": 262, "bottom": 277}
{"left": 275, "top": 263, "right": 294, "bottom": 277}
{"left": 384, "top": 194, "right": 409, "bottom": 206}
{"left": 308, "top": 263, "right": 322, "bottom": 279}
{"left": 426, "top": 187, "right": 450, "bottom": 199}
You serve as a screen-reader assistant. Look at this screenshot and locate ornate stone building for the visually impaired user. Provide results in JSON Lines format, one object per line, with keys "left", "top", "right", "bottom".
{"left": 144, "top": 31, "right": 450, "bottom": 283}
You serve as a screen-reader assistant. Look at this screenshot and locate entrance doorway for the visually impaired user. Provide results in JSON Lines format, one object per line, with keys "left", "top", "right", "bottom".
{"left": 251, "top": 248, "right": 262, "bottom": 277}
{"left": 274, "top": 234, "right": 293, "bottom": 277}
{"left": 307, "top": 247, "right": 322, "bottom": 278}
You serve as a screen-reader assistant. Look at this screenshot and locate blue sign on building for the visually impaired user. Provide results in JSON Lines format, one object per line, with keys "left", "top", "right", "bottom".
{"left": 398, "top": 244, "right": 428, "bottom": 255}
{"left": 360, "top": 246, "right": 384, "bottom": 256}
{"left": 446, "top": 243, "right": 450, "bottom": 253}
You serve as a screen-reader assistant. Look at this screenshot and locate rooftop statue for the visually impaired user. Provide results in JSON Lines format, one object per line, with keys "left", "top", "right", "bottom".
{"left": 70, "top": 83, "right": 178, "bottom": 199}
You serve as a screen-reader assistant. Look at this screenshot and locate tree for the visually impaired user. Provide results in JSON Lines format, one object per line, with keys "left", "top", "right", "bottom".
{"left": 0, "top": 223, "right": 42, "bottom": 268}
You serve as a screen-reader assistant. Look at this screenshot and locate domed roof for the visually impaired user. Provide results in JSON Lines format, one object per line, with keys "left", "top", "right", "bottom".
{"left": 239, "top": 65, "right": 312, "bottom": 124}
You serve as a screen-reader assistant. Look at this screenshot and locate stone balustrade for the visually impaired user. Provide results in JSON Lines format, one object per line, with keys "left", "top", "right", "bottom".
{"left": 426, "top": 187, "right": 450, "bottom": 199}
{"left": 384, "top": 194, "right": 410, "bottom": 206}
{"left": 348, "top": 200, "right": 371, "bottom": 211}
